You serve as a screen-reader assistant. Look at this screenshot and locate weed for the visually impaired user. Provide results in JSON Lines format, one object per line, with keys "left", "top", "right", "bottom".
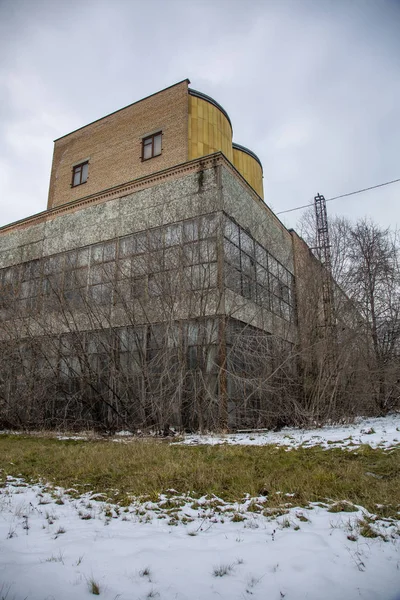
{"left": 247, "top": 575, "right": 261, "bottom": 590}
{"left": 213, "top": 563, "right": 233, "bottom": 577}
{"left": 88, "top": 578, "right": 101, "bottom": 595}
{"left": 280, "top": 517, "right": 291, "bottom": 528}
{"left": 22, "top": 515, "right": 29, "bottom": 534}
{"left": 231, "top": 513, "right": 246, "bottom": 522}
{"left": 45, "top": 510, "right": 58, "bottom": 523}
{"left": 37, "top": 496, "right": 51, "bottom": 505}
{"left": 328, "top": 501, "right": 358, "bottom": 513}
{"left": 139, "top": 567, "right": 152, "bottom": 581}
{"left": 80, "top": 513, "right": 92, "bottom": 520}
{"left": 244, "top": 520, "right": 259, "bottom": 530}
{"left": 296, "top": 512, "right": 310, "bottom": 523}
{"left": 346, "top": 548, "right": 366, "bottom": 572}
{"left": 45, "top": 550, "right": 64, "bottom": 564}
{"left": 247, "top": 501, "right": 263, "bottom": 513}
{"left": 358, "top": 519, "right": 379, "bottom": 538}
{"left": 146, "top": 590, "right": 160, "bottom": 599}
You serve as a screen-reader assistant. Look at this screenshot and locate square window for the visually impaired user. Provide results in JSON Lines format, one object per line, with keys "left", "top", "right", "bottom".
{"left": 142, "top": 132, "right": 162, "bottom": 161}
{"left": 72, "top": 161, "right": 89, "bottom": 187}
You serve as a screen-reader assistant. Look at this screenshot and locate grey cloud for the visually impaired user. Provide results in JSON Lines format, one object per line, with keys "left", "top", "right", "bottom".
{"left": 0, "top": 0, "right": 399, "bottom": 230}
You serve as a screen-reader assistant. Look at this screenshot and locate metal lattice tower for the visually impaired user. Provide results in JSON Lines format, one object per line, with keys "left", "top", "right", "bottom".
{"left": 314, "top": 193, "right": 335, "bottom": 332}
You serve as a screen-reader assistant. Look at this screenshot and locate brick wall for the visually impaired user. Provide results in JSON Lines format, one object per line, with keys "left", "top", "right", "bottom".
{"left": 47, "top": 80, "right": 190, "bottom": 209}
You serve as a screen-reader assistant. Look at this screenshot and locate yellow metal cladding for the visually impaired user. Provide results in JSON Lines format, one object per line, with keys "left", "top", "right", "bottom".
{"left": 188, "top": 89, "right": 263, "bottom": 198}
{"left": 188, "top": 95, "right": 233, "bottom": 163}
{"left": 233, "top": 146, "right": 264, "bottom": 199}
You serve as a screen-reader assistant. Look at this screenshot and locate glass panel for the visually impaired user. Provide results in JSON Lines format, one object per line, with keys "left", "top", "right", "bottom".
{"left": 77, "top": 248, "right": 89, "bottom": 267}
{"left": 241, "top": 276, "right": 252, "bottom": 299}
{"left": 200, "top": 214, "right": 217, "bottom": 238}
{"left": 133, "top": 232, "right": 147, "bottom": 254}
{"left": 241, "top": 253, "right": 255, "bottom": 277}
{"left": 224, "top": 239, "right": 240, "bottom": 268}
{"left": 281, "top": 302, "right": 290, "bottom": 321}
{"left": 117, "top": 258, "right": 131, "bottom": 278}
{"left": 119, "top": 235, "right": 135, "bottom": 257}
{"left": 73, "top": 169, "right": 81, "bottom": 186}
{"left": 272, "top": 294, "right": 281, "bottom": 316}
{"left": 200, "top": 239, "right": 216, "bottom": 262}
{"left": 82, "top": 162, "right": 88, "bottom": 182}
{"left": 132, "top": 277, "right": 145, "bottom": 299}
{"left": 183, "top": 219, "right": 199, "bottom": 241}
{"left": 164, "top": 246, "right": 180, "bottom": 269}
{"left": 186, "top": 322, "right": 199, "bottom": 345}
{"left": 91, "top": 245, "right": 103, "bottom": 263}
{"left": 147, "top": 229, "right": 163, "bottom": 251}
{"left": 131, "top": 255, "right": 148, "bottom": 275}
{"left": 153, "top": 133, "right": 162, "bottom": 156}
{"left": 143, "top": 143, "right": 152, "bottom": 160}
{"left": 148, "top": 273, "right": 164, "bottom": 296}
{"left": 281, "top": 285, "right": 290, "bottom": 303}
{"left": 65, "top": 252, "right": 78, "bottom": 268}
{"left": 192, "top": 264, "right": 209, "bottom": 290}
{"left": 256, "top": 264, "right": 269, "bottom": 287}
{"left": 148, "top": 251, "right": 163, "bottom": 272}
{"left": 89, "top": 265, "right": 104, "bottom": 285}
{"left": 269, "top": 256, "right": 279, "bottom": 276}
{"left": 225, "top": 218, "right": 239, "bottom": 244}
{"left": 165, "top": 223, "right": 181, "bottom": 247}
{"left": 183, "top": 242, "right": 199, "bottom": 265}
{"left": 255, "top": 243, "right": 268, "bottom": 268}
{"left": 225, "top": 265, "right": 242, "bottom": 294}
{"left": 240, "top": 231, "right": 254, "bottom": 255}
{"left": 257, "top": 284, "right": 270, "bottom": 309}
{"left": 270, "top": 275, "right": 280, "bottom": 296}
{"left": 103, "top": 242, "right": 116, "bottom": 261}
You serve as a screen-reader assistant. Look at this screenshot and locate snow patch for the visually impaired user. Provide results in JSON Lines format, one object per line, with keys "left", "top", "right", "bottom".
{"left": 0, "top": 478, "right": 399, "bottom": 600}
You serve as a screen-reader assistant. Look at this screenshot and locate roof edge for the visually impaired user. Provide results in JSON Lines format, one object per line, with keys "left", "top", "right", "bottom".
{"left": 54, "top": 79, "right": 191, "bottom": 142}
{"left": 232, "top": 142, "right": 263, "bottom": 170}
{"left": 188, "top": 88, "right": 232, "bottom": 130}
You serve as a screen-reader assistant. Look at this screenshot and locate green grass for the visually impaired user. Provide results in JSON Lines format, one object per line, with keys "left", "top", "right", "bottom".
{"left": 0, "top": 435, "right": 399, "bottom": 517}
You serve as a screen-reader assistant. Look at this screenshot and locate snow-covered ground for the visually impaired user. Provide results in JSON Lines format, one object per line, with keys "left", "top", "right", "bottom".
{"left": 0, "top": 479, "right": 399, "bottom": 600}
{"left": 1, "top": 415, "right": 399, "bottom": 600}
{"left": 179, "top": 415, "right": 400, "bottom": 450}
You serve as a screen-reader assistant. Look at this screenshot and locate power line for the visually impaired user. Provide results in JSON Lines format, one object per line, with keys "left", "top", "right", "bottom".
{"left": 276, "top": 177, "right": 400, "bottom": 216}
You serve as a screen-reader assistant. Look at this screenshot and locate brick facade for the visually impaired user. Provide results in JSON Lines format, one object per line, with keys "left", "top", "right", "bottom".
{"left": 47, "top": 80, "right": 190, "bottom": 209}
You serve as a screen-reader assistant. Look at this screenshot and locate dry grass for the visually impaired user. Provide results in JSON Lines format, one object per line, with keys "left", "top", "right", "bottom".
{"left": 0, "top": 435, "right": 398, "bottom": 517}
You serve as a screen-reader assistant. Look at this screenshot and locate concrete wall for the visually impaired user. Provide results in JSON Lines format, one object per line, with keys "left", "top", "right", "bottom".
{"left": 1, "top": 166, "right": 219, "bottom": 269}
{"left": 1, "top": 159, "right": 296, "bottom": 343}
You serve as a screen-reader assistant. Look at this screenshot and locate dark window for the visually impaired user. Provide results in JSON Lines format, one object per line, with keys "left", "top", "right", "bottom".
{"left": 142, "top": 132, "right": 162, "bottom": 160}
{"left": 72, "top": 161, "right": 88, "bottom": 187}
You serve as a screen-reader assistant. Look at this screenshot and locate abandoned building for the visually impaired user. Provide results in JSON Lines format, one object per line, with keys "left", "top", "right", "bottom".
{"left": 0, "top": 79, "right": 320, "bottom": 431}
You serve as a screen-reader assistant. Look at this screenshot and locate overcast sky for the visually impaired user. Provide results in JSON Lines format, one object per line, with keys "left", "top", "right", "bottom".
{"left": 1, "top": 0, "right": 399, "bottom": 232}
